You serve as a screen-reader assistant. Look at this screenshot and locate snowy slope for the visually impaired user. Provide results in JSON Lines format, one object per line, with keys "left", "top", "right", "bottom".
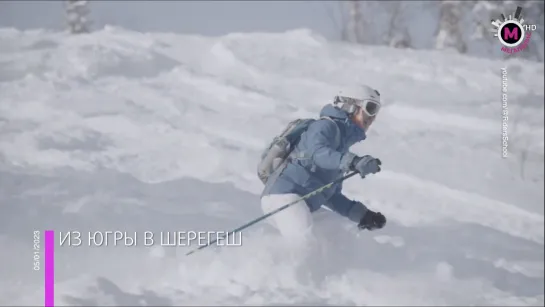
{"left": 0, "top": 26, "right": 543, "bottom": 306}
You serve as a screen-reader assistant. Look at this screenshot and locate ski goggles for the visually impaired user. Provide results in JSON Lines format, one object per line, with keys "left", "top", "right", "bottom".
{"left": 334, "top": 96, "right": 381, "bottom": 117}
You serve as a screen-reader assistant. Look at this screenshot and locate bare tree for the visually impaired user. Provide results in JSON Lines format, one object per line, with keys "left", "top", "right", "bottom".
{"left": 65, "top": 0, "right": 91, "bottom": 34}
{"left": 435, "top": 0, "right": 467, "bottom": 53}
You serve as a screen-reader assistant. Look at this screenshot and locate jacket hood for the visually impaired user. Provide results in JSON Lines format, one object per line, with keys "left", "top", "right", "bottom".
{"left": 319, "top": 104, "right": 366, "bottom": 143}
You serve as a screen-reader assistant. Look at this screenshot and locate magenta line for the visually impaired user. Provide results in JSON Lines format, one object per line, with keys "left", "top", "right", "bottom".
{"left": 45, "top": 230, "right": 54, "bottom": 307}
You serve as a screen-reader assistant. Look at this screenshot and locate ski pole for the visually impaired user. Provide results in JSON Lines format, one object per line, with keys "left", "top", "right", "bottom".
{"left": 185, "top": 171, "right": 358, "bottom": 256}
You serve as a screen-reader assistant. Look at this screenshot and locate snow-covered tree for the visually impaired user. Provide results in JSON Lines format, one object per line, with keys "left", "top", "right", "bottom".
{"left": 65, "top": 0, "right": 91, "bottom": 34}
{"left": 335, "top": 1, "right": 410, "bottom": 47}
{"left": 383, "top": 2, "right": 412, "bottom": 48}
{"left": 326, "top": 0, "right": 542, "bottom": 60}
{"left": 434, "top": 0, "right": 467, "bottom": 53}
{"left": 346, "top": 0, "right": 365, "bottom": 44}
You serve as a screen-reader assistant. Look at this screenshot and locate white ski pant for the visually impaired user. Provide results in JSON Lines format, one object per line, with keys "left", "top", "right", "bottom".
{"left": 260, "top": 193, "right": 313, "bottom": 245}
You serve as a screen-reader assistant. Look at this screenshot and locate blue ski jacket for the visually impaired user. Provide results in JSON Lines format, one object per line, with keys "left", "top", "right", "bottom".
{"left": 262, "top": 104, "right": 369, "bottom": 223}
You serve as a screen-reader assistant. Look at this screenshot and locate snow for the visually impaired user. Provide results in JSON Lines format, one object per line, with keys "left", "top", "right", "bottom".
{"left": 0, "top": 26, "right": 543, "bottom": 306}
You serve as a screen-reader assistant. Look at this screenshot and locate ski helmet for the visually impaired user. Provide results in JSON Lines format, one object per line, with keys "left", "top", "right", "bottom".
{"left": 334, "top": 84, "right": 381, "bottom": 117}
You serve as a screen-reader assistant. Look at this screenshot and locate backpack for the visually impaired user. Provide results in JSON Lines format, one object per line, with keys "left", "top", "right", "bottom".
{"left": 257, "top": 117, "right": 340, "bottom": 184}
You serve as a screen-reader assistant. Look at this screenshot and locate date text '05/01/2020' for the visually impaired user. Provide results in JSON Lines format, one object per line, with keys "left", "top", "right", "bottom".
{"left": 57, "top": 231, "right": 243, "bottom": 247}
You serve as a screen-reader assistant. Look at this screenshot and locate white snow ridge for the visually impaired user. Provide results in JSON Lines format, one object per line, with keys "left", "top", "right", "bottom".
{"left": 0, "top": 27, "right": 543, "bottom": 306}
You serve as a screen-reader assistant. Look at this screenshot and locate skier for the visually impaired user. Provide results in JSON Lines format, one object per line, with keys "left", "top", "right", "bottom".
{"left": 259, "top": 84, "right": 386, "bottom": 244}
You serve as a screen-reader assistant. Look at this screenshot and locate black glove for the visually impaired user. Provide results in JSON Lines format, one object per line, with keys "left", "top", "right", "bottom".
{"left": 351, "top": 155, "right": 381, "bottom": 178}
{"left": 358, "top": 210, "right": 386, "bottom": 231}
